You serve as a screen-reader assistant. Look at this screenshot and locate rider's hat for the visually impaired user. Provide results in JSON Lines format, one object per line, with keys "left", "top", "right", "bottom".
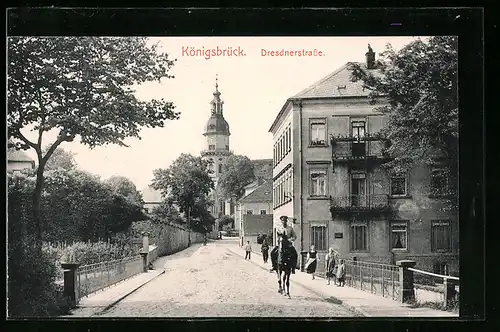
{"left": 279, "top": 215, "right": 288, "bottom": 221}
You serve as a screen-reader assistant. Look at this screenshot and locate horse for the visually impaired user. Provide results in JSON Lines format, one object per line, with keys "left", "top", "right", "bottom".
{"left": 271, "top": 233, "right": 298, "bottom": 298}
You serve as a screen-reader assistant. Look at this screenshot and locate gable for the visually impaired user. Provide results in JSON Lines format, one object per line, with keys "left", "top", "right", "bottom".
{"left": 239, "top": 180, "right": 272, "bottom": 204}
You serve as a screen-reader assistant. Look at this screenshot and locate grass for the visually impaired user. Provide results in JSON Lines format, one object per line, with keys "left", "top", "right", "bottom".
{"left": 406, "top": 298, "right": 459, "bottom": 313}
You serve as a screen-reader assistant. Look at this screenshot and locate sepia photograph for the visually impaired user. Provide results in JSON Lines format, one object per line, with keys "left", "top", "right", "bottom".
{"left": 7, "top": 33, "right": 461, "bottom": 319}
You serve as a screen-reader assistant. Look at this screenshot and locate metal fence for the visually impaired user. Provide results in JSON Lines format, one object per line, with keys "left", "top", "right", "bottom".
{"left": 409, "top": 267, "right": 460, "bottom": 308}
{"left": 344, "top": 259, "right": 400, "bottom": 301}
{"left": 77, "top": 255, "right": 143, "bottom": 298}
{"left": 330, "top": 194, "right": 389, "bottom": 209}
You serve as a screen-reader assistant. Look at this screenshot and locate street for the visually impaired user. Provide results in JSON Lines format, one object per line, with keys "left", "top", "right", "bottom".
{"left": 97, "top": 240, "right": 356, "bottom": 317}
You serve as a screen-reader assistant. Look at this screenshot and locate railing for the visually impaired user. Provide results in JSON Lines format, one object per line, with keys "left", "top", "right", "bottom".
{"left": 344, "top": 259, "right": 400, "bottom": 301}
{"left": 77, "top": 255, "right": 143, "bottom": 299}
{"left": 330, "top": 194, "right": 389, "bottom": 209}
{"left": 409, "top": 267, "right": 460, "bottom": 309}
{"left": 147, "top": 245, "right": 158, "bottom": 266}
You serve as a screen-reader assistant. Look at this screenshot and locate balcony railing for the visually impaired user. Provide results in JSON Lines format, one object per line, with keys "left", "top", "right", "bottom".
{"left": 330, "top": 134, "right": 389, "bottom": 161}
{"left": 330, "top": 194, "right": 391, "bottom": 216}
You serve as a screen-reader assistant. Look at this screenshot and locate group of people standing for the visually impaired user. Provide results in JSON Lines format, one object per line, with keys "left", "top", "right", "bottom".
{"left": 304, "top": 246, "right": 345, "bottom": 286}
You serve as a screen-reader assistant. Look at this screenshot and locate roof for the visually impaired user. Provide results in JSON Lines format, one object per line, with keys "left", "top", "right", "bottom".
{"left": 239, "top": 179, "right": 272, "bottom": 204}
{"left": 7, "top": 149, "right": 35, "bottom": 163}
{"left": 204, "top": 114, "right": 230, "bottom": 136}
{"left": 251, "top": 159, "right": 273, "bottom": 180}
{"left": 269, "top": 61, "right": 384, "bottom": 132}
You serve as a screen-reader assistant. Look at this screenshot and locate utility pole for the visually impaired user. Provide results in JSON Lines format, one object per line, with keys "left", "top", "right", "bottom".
{"left": 187, "top": 205, "right": 191, "bottom": 246}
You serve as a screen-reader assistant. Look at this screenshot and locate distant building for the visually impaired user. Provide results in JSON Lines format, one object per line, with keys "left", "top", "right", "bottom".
{"left": 269, "top": 46, "right": 458, "bottom": 275}
{"left": 200, "top": 77, "right": 272, "bottom": 233}
{"left": 141, "top": 185, "right": 163, "bottom": 214}
{"left": 7, "top": 148, "right": 35, "bottom": 174}
{"left": 236, "top": 179, "right": 273, "bottom": 246}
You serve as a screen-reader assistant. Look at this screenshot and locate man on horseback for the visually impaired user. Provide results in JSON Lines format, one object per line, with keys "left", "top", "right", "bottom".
{"left": 270, "top": 215, "right": 298, "bottom": 274}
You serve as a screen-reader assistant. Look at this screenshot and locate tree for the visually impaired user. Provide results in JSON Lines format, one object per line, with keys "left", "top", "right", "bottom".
{"left": 349, "top": 37, "right": 458, "bottom": 212}
{"left": 218, "top": 215, "right": 234, "bottom": 230}
{"left": 106, "top": 175, "right": 144, "bottom": 207}
{"left": 151, "top": 154, "right": 215, "bottom": 231}
{"left": 41, "top": 169, "right": 147, "bottom": 242}
{"left": 43, "top": 146, "right": 77, "bottom": 171}
{"left": 150, "top": 197, "right": 184, "bottom": 225}
{"left": 218, "top": 154, "right": 255, "bottom": 202}
{"left": 8, "top": 37, "right": 179, "bottom": 245}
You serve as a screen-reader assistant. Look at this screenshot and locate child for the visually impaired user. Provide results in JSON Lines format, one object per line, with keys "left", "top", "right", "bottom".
{"left": 337, "top": 259, "right": 346, "bottom": 287}
{"left": 244, "top": 241, "right": 252, "bottom": 260}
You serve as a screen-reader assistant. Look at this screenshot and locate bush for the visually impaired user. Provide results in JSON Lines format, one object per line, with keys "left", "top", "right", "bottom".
{"left": 44, "top": 240, "right": 139, "bottom": 269}
{"left": 8, "top": 244, "right": 67, "bottom": 317}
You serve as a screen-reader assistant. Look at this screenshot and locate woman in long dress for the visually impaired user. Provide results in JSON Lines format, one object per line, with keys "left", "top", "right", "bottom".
{"left": 304, "top": 245, "right": 319, "bottom": 280}
{"left": 325, "top": 247, "right": 337, "bottom": 285}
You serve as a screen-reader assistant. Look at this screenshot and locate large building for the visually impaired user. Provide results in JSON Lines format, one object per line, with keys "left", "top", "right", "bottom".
{"left": 269, "top": 46, "right": 458, "bottom": 275}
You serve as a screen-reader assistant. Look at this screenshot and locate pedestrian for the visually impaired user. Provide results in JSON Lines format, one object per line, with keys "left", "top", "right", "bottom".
{"left": 337, "top": 259, "right": 346, "bottom": 287}
{"left": 261, "top": 239, "right": 270, "bottom": 263}
{"left": 325, "top": 247, "right": 337, "bottom": 285}
{"left": 244, "top": 241, "right": 252, "bottom": 260}
{"left": 304, "top": 245, "right": 319, "bottom": 280}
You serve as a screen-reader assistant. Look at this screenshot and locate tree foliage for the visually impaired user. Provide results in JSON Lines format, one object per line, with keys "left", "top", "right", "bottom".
{"left": 218, "top": 215, "right": 234, "bottom": 230}
{"left": 151, "top": 153, "right": 215, "bottom": 231}
{"left": 7, "top": 36, "right": 179, "bottom": 244}
{"left": 218, "top": 154, "right": 255, "bottom": 201}
{"left": 150, "top": 197, "right": 184, "bottom": 225}
{"left": 106, "top": 175, "right": 144, "bottom": 207}
{"left": 350, "top": 36, "right": 458, "bottom": 210}
{"left": 43, "top": 146, "right": 77, "bottom": 171}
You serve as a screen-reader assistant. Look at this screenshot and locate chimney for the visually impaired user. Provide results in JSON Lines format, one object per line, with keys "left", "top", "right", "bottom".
{"left": 365, "top": 44, "right": 375, "bottom": 69}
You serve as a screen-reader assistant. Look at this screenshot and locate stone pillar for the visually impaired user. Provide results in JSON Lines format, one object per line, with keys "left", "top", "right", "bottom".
{"left": 140, "top": 252, "right": 148, "bottom": 273}
{"left": 300, "top": 251, "right": 308, "bottom": 272}
{"left": 61, "top": 263, "right": 80, "bottom": 308}
{"left": 142, "top": 232, "right": 150, "bottom": 266}
{"left": 396, "top": 260, "right": 416, "bottom": 303}
{"left": 443, "top": 278, "right": 457, "bottom": 308}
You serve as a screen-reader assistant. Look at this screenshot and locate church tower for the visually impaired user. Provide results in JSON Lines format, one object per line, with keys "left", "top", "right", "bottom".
{"left": 201, "top": 76, "right": 231, "bottom": 217}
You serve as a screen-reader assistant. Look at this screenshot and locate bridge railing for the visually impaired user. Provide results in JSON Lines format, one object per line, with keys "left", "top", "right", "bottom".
{"left": 344, "top": 259, "right": 400, "bottom": 301}
{"left": 409, "top": 267, "right": 460, "bottom": 309}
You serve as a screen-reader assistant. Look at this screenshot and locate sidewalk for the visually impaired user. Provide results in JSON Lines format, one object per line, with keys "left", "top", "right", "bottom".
{"left": 227, "top": 244, "right": 458, "bottom": 318}
{"left": 63, "top": 244, "right": 206, "bottom": 317}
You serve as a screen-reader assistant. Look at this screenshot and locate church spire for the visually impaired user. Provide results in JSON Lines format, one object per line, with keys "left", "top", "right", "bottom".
{"left": 211, "top": 74, "right": 224, "bottom": 115}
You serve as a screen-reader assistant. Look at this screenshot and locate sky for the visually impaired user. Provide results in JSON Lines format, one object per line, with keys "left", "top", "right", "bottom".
{"left": 18, "top": 36, "right": 422, "bottom": 191}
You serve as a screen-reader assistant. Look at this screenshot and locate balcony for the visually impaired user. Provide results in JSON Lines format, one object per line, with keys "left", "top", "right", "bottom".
{"left": 330, "top": 194, "right": 392, "bottom": 218}
{"left": 330, "top": 134, "right": 389, "bottom": 162}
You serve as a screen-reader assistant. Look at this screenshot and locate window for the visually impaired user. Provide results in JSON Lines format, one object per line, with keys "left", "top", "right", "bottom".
{"left": 430, "top": 170, "right": 448, "bottom": 196}
{"left": 391, "top": 222, "right": 408, "bottom": 250}
{"left": 391, "top": 176, "right": 407, "bottom": 196}
{"left": 207, "top": 159, "right": 214, "bottom": 172}
{"left": 246, "top": 210, "right": 253, "bottom": 215}
{"left": 218, "top": 164, "right": 223, "bottom": 173}
{"left": 350, "top": 223, "right": 368, "bottom": 251}
{"left": 351, "top": 121, "right": 366, "bottom": 140}
{"left": 260, "top": 210, "right": 266, "bottom": 215}
{"left": 310, "top": 225, "right": 327, "bottom": 251}
{"left": 431, "top": 221, "right": 451, "bottom": 252}
{"left": 310, "top": 170, "right": 327, "bottom": 196}
{"left": 285, "top": 130, "right": 289, "bottom": 152}
{"left": 209, "top": 144, "right": 215, "bottom": 150}
{"left": 310, "top": 119, "right": 327, "bottom": 145}
{"left": 225, "top": 145, "right": 229, "bottom": 151}
{"left": 288, "top": 127, "right": 292, "bottom": 152}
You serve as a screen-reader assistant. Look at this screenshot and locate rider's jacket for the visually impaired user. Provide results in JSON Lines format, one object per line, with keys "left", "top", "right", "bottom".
{"left": 276, "top": 224, "right": 297, "bottom": 243}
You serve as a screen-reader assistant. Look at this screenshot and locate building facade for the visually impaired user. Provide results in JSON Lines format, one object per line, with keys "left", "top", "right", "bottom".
{"left": 269, "top": 47, "right": 458, "bottom": 275}
{"left": 7, "top": 149, "right": 35, "bottom": 174}
{"left": 236, "top": 179, "right": 273, "bottom": 246}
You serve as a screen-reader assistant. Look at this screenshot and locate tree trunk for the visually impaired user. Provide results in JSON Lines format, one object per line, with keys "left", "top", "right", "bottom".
{"left": 32, "top": 161, "right": 46, "bottom": 247}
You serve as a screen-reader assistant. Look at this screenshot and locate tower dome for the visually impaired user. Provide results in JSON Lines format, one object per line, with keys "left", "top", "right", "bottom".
{"left": 204, "top": 115, "right": 230, "bottom": 136}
